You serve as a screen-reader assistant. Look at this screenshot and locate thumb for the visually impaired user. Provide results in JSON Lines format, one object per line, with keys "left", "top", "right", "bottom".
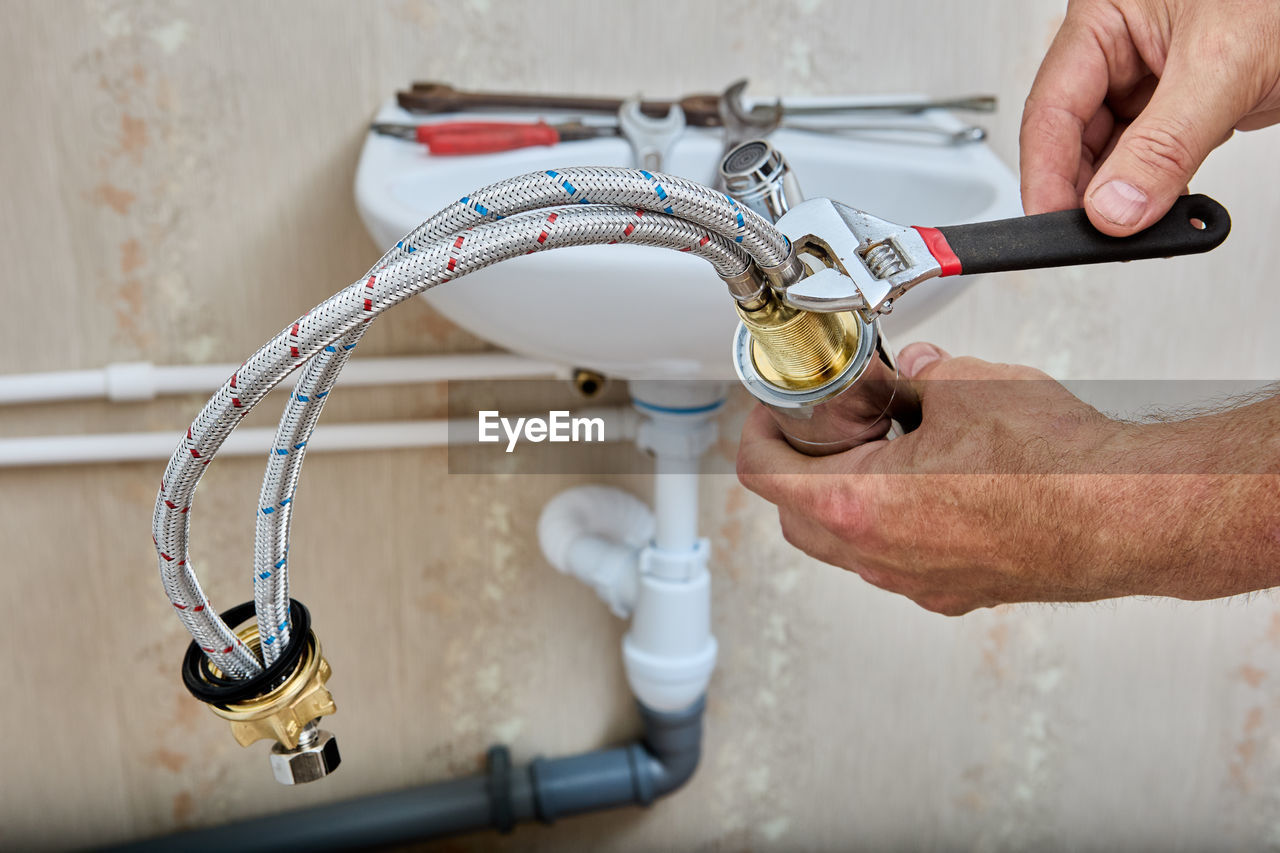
{"left": 1085, "top": 47, "right": 1243, "bottom": 236}
{"left": 897, "top": 341, "right": 951, "bottom": 380}
{"left": 890, "top": 342, "right": 951, "bottom": 433}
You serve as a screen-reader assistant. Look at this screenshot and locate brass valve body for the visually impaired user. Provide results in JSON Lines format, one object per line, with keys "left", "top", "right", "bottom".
{"left": 207, "top": 625, "right": 336, "bottom": 750}
{"left": 738, "top": 297, "right": 861, "bottom": 390}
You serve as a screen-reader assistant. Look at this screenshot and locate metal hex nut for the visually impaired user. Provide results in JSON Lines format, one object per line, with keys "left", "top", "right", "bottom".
{"left": 269, "top": 729, "right": 341, "bottom": 785}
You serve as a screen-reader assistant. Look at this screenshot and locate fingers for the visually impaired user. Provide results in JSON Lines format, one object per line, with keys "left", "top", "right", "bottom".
{"left": 1079, "top": 106, "right": 1118, "bottom": 180}
{"left": 737, "top": 403, "right": 887, "bottom": 507}
{"left": 777, "top": 507, "right": 847, "bottom": 567}
{"left": 1106, "top": 74, "right": 1158, "bottom": 121}
{"left": 777, "top": 507, "right": 985, "bottom": 616}
{"left": 776, "top": 507, "right": 898, "bottom": 593}
{"left": 1019, "top": 13, "right": 1114, "bottom": 214}
{"left": 1083, "top": 41, "right": 1254, "bottom": 235}
{"left": 736, "top": 404, "right": 820, "bottom": 507}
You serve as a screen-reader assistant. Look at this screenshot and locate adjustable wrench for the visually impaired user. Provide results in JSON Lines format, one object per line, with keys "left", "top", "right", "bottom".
{"left": 774, "top": 195, "right": 1231, "bottom": 317}
{"left": 737, "top": 194, "right": 1232, "bottom": 455}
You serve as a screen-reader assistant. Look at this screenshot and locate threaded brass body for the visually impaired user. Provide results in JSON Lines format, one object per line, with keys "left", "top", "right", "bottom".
{"left": 738, "top": 298, "right": 860, "bottom": 390}
{"left": 208, "top": 624, "right": 336, "bottom": 749}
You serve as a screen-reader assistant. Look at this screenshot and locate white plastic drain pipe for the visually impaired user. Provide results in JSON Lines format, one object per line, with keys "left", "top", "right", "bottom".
{"left": 624, "top": 402, "right": 720, "bottom": 712}
{"left": 0, "top": 353, "right": 562, "bottom": 406}
{"left": 538, "top": 485, "right": 654, "bottom": 618}
{"left": 538, "top": 388, "right": 722, "bottom": 714}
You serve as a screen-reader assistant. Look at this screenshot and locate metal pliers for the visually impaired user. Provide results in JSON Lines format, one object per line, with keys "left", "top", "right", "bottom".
{"left": 371, "top": 120, "right": 617, "bottom": 156}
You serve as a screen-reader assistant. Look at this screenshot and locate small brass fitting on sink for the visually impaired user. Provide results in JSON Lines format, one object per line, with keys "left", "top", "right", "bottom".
{"left": 207, "top": 623, "right": 336, "bottom": 749}
{"left": 571, "top": 367, "right": 608, "bottom": 399}
{"left": 737, "top": 293, "right": 860, "bottom": 391}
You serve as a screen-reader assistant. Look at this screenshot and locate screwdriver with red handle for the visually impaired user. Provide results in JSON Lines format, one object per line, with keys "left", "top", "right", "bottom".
{"left": 370, "top": 120, "right": 619, "bottom": 155}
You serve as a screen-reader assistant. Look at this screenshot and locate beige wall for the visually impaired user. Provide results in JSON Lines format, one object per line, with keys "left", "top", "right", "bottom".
{"left": 2, "top": 0, "right": 1279, "bottom": 849}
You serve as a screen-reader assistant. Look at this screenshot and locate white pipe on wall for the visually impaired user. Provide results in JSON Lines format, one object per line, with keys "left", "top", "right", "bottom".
{"left": 0, "top": 422, "right": 450, "bottom": 467}
{"left": 0, "top": 407, "right": 637, "bottom": 468}
{"left": 0, "top": 354, "right": 564, "bottom": 406}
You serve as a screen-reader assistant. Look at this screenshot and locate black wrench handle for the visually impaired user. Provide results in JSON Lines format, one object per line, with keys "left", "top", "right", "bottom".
{"left": 918, "top": 194, "right": 1230, "bottom": 277}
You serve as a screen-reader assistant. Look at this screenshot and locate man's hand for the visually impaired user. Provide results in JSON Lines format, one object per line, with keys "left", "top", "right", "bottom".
{"left": 1020, "top": 0, "right": 1280, "bottom": 234}
{"left": 736, "top": 343, "right": 1280, "bottom": 616}
{"left": 736, "top": 0, "right": 1280, "bottom": 614}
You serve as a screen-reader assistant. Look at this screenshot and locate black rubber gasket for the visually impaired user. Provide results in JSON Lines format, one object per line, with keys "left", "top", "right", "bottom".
{"left": 181, "top": 598, "right": 311, "bottom": 710}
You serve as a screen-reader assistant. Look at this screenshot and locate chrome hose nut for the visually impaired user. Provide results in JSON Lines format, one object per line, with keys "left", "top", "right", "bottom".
{"left": 269, "top": 725, "right": 341, "bottom": 785}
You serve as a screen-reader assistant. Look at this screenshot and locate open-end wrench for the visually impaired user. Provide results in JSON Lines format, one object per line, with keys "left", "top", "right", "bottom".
{"left": 718, "top": 80, "right": 779, "bottom": 151}
{"left": 399, "top": 82, "right": 994, "bottom": 126}
{"left": 719, "top": 79, "right": 990, "bottom": 147}
{"left": 786, "top": 121, "right": 987, "bottom": 145}
{"left": 617, "top": 99, "right": 686, "bottom": 171}
{"left": 400, "top": 82, "right": 722, "bottom": 127}
{"left": 768, "top": 94, "right": 996, "bottom": 118}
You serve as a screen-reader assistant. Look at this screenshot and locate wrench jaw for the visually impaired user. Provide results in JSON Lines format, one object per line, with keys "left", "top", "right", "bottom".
{"left": 772, "top": 198, "right": 942, "bottom": 317}
{"left": 617, "top": 99, "right": 687, "bottom": 171}
{"left": 718, "top": 79, "right": 782, "bottom": 152}
{"left": 730, "top": 197, "right": 941, "bottom": 457}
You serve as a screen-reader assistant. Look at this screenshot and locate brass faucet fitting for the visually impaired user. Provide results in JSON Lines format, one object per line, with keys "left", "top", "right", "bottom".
{"left": 181, "top": 599, "right": 341, "bottom": 784}
{"left": 207, "top": 623, "right": 336, "bottom": 750}
{"left": 737, "top": 294, "right": 860, "bottom": 391}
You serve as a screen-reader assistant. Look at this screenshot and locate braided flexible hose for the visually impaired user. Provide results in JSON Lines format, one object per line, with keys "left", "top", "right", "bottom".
{"left": 154, "top": 203, "right": 756, "bottom": 678}
{"left": 252, "top": 168, "right": 788, "bottom": 663}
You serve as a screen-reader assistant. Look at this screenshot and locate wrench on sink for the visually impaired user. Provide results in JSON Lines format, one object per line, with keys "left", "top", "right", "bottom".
{"left": 617, "top": 99, "right": 686, "bottom": 171}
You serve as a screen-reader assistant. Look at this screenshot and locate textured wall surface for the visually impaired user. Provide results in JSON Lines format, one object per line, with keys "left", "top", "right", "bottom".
{"left": 1, "top": 0, "right": 1279, "bottom": 850}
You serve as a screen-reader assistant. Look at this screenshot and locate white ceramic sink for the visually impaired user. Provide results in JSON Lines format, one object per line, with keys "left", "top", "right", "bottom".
{"left": 355, "top": 98, "right": 1021, "bottom": 379}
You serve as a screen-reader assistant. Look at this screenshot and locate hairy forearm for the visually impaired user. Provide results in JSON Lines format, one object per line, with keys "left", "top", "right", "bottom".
{"left": 1091, "top": 393, "right": 1280, "bottom": 600}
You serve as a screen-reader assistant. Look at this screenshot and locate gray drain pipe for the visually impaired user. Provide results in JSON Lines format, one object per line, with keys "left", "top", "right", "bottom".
{"left": 108, "top": 698, "right": 704, "bottom": 852}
